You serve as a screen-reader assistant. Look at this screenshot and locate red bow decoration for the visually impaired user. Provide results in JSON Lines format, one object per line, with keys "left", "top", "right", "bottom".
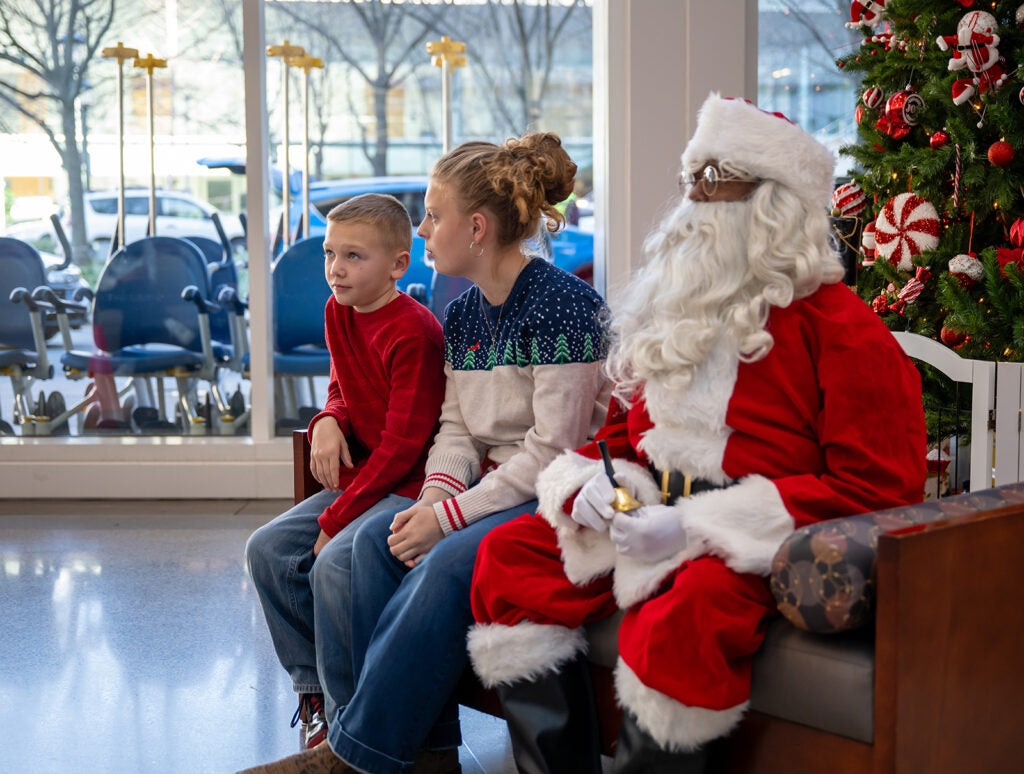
{"left": 997, "top": 247, "right": 1024, "bottom": 278}
{"left": 888, "top": 267, "right": 932, "bottom": 315}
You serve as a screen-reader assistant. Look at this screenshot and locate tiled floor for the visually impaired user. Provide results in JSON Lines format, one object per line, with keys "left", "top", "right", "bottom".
{"left": 0, "top": 499, "right": 518, "bottom": 774}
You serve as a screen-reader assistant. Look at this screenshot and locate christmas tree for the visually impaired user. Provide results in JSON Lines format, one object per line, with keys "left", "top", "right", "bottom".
{"left": 838, "top": 1, "right": 1024, "bottom": 361}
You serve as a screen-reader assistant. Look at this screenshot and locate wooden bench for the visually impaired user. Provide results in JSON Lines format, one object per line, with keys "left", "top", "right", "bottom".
{"left": 293, "top": 429, "right": 1023, "bottom": 771}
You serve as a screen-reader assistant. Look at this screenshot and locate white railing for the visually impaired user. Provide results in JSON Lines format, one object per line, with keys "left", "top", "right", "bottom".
{"left": 893, "top": 332, "right": 1024, "bottom": 491}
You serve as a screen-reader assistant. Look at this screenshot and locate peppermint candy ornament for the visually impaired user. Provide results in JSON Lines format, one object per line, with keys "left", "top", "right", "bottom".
{"left": 889, "top": 267, "right": 932, "bottom": 315}
{"left": 874, "top": 193, "right": 940, "bottom": 270}
{"left": 831, "top": 181, "right": 867, "bottom": 217}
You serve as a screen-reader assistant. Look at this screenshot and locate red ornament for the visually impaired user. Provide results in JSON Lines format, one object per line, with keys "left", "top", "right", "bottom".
{"left": 884, "top": 89, "right": 925, "bottom": 140}
{"left": 831, "top": 181, "right": 867, "bottom": 217}
{"left": 871, "top": 293, "right": 889, "bottom": 314}
{"left": 1010, "top": 218, "right": 1024, "bottom": 248}
{"left": 930, "top": 130, "right": 950, "bottom": 149}
{"left": 940, "top": 326, "right": 968, "bottom": 348}
{"left": 874, "top": 193, "right": 940, "bottom": 270}
{"left": 862, "top": 86, "right": 885, "bottom": 109}
{"left": 988, "top": 140, "right": 1014, "bottom": 167}
{"left": 855, "top": 104, "right": 865, "bottom": 125}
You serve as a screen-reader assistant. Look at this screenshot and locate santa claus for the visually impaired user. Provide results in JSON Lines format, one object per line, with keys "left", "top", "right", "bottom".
{"left": 468, "top": 94, "right": 927, "bottom": 773}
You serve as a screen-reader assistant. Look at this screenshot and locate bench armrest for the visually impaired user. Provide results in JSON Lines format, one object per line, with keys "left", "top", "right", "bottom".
{"left": 770, "top": 483, "right": 1024, "bottom": 633}
{"left": 293, "top": 429, "right": 324, "bottom": 505}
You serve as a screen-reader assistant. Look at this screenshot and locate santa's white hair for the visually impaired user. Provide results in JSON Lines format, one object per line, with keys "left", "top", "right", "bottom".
{"left": 605, "top": 172, "right": 845, "bottom": 401}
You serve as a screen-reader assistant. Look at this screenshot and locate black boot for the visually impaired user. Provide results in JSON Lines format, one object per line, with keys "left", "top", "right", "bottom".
{"left": 612, "top": 712, "right": 708, "bottom": 774}
{"left": 496, "top": 655, "right": 603, "bottom": 774}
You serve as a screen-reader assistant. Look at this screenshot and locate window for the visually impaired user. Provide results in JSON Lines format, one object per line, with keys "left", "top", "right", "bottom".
{"left": 758, "top": 1, "right": 860, "bottom": 177}
{"left": 0, "top": 0, "right": 594, "bottom": 495}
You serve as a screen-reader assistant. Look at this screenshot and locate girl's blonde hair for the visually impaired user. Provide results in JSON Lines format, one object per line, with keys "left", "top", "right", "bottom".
{"left": 431, "top": 132, "right": 577, "bottom": 245}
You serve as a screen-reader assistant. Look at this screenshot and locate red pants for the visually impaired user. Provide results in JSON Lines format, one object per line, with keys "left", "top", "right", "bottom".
{"left": 471, "top": 513, "right": 777, "bottom": 713}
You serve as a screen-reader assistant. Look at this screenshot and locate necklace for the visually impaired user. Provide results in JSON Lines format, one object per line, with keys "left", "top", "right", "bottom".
{"left": 479, "top": 255, "right": 529, "bottom": 348}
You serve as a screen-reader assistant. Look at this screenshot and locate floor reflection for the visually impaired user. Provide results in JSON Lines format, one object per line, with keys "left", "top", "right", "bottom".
{"left": 0, "top": 500, "right": 516, "bottom": 774}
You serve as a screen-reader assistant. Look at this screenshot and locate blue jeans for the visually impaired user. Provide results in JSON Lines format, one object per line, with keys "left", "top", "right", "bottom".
{"left": 245, "top": 489, "right": 414, "bottom": 721}
{"left": 328, "top": 499, "right": 539, "bottom": 773}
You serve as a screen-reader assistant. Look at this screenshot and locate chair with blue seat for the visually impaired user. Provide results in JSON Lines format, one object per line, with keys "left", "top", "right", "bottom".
{"left": 0, "top": 237, "right": 69, "bottom": 434}
{"left": 270, "top": 236, "right": 331, "bottom": 432}
{"left": 54, "top": 236, "right": 225, "bottom": 434}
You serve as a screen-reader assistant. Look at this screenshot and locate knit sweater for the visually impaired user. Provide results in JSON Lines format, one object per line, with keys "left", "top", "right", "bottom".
{"left": 309, "top": 291, "right": 446, "bottom": 537}
{"left": 424, "top": 258, "right": 612, "bottom": 534}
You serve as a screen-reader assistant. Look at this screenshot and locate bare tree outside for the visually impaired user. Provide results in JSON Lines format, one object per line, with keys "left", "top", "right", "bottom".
{"left": 274, "top": 0, "right": 447, "bottom": 177}
{"left": 769, "top": 0, "right": 861, "bottom": 69}
{"left": 451, "top": 0, "right": 590, "bottom": 136}
{"left": 0, "top": 0, "right": 117, "bottom": 264}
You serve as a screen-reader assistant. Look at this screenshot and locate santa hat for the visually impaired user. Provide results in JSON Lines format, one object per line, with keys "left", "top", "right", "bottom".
{"left": 680, "top": 93, "right": 836, "bottom": 212}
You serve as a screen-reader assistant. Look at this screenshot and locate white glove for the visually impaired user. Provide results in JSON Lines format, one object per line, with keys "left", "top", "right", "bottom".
{"left": 610, "top": 505, "right": 687, "bottom": 563}
{"left": 570, "top": 473, "right": 618, "bottom": 531}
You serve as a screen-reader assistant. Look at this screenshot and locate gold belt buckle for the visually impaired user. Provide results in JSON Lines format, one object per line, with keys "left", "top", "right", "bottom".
{"left": 660, "top": 471, "right": 693, "bottom": 504}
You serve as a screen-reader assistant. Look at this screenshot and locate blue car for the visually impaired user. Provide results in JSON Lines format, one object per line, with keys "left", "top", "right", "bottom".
{"left": 287, "top": 176, "right": 595, "bottom": 297}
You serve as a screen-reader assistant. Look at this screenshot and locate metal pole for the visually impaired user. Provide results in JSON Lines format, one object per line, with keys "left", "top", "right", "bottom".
{"left": 426, "top": 36, "right": 466, "bottom": 157}
{"left": 134, "top": 53, "right": 168, "bottom": 238}
{"left": 102, "top": 42, "right": 139, "bottom": 254}
{"left": 288, "top": 54, "right": 323, "bottom": 240}
{"left": 281, "top": 63, "right": 290, "bottom": 249}
{"left": 441, "top": 61, "right": 451, "bottom": 155}
{"left": 267, "top": 41, "right": 305, "bottom": 251}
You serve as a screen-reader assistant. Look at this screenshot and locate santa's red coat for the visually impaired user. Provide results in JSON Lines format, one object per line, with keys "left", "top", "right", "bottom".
{"left": 469, "top": 282, "right": 926, "bottom": 750}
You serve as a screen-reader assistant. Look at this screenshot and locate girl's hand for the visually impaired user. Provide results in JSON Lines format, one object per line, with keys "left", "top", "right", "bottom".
{"left": 388, "top": 502, "right": 444, "bottom": 567}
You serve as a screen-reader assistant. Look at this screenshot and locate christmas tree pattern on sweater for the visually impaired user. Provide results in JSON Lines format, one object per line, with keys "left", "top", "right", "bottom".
{"left": 443, "top": 258, "right": 608, "bottom": 371}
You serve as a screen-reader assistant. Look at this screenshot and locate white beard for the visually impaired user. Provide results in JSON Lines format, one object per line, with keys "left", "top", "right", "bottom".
{"left": 605, "top": 197, "right": 773, "bottom": 402}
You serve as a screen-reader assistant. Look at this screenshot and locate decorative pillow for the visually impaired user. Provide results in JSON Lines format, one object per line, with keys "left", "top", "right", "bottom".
{"left": 770, "top": 484, "right": 1024, "bottom": 633}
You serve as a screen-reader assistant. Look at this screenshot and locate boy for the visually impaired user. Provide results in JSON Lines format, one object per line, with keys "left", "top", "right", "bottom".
{"left": 245, "top": 194, "right": 446, "bottom": 750}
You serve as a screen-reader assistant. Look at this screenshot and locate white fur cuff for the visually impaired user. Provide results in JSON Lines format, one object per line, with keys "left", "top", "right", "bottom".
{"left": 537, "top": 451, "right": 663, "bottom": 587}
{"left": 615, "top": 658, "right": 748, "bottom": 752}
{"left": 683, "top": 474, "right": 794, "bottom": 576}
{"left": 467, "top": 622, "right": 587, "bottom": 688}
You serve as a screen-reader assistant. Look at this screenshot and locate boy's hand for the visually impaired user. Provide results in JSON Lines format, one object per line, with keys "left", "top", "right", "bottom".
{"left": 310, "top": 417, "right": 352, "bottom": 491}
{"left": 313, "top": 529, "right": 331, "bottom": 558}
{"left": 388, "top": 502, "right": 444, "bottom": 567}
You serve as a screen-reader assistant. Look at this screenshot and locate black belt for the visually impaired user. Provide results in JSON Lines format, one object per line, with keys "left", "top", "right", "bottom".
{"left": 648, "top": 464, "right": 734, "bottom": 505}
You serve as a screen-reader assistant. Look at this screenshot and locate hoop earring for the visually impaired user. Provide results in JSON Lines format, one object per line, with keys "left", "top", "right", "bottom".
{"left": 469, "top": 240, "right": 485, "bottom": 258}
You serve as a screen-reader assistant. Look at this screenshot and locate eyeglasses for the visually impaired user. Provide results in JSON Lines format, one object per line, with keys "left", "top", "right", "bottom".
{"left": 680, "top": 163, "right": 760, "bottom": 198}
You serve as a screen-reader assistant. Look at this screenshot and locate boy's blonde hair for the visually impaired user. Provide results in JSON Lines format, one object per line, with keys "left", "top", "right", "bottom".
{"left": 326, "top": 193, "right": 413, "bottom": 255}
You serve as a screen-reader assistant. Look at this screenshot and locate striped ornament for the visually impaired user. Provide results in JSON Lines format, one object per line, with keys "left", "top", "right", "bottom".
{"left": 831, "top": 181, "right": 867, "bottom": 217}
{"left": 862, "top": 85, "right": 885, "bottom": 109}
{"left": 873, "top": 193, "right": 940, "bottom": 270}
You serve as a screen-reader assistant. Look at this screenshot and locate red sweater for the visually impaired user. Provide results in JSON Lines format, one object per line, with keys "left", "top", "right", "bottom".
{"left": 309, "top": 292, "right": 446, "bottom": 537}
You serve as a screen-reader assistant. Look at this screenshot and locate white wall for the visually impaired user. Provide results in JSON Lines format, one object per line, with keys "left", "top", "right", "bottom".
{"left": 0, "top": 0, "right": 759, "bottom": 500}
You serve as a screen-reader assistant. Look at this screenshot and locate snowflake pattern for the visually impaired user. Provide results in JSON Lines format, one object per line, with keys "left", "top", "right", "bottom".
{"left": 443, "top": 259, "right": 609, "bottom": 371}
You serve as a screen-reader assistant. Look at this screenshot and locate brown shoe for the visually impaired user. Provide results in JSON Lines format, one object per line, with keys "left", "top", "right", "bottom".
{"left": 412, "top": 748, "right": 461, "bottom": 774}
{"left": 237, "top": 741, "right": 355, "bottom": 774}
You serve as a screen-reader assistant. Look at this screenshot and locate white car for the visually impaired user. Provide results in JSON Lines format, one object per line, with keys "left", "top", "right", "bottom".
{"left": 5, "top": 189, "right": 246, "bottom": 261}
